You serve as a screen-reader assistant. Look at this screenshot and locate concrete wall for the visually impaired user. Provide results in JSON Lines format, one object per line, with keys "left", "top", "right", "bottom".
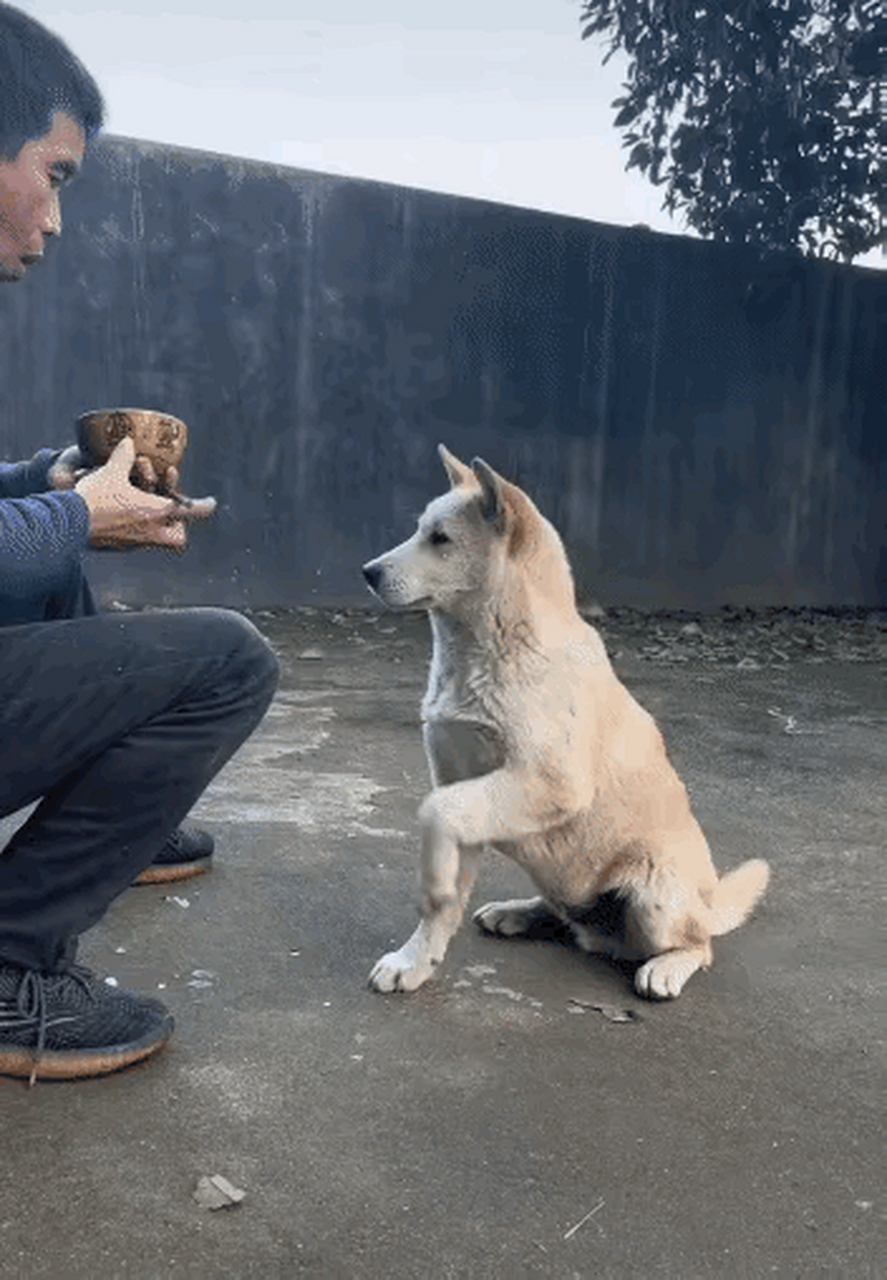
{"left": 1, "top": 135, "right": 884, "bottom": 609}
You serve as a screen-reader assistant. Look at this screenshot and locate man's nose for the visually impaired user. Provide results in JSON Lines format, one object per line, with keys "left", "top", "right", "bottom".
{"left": 41, "top": 191, "right": 62, "bottom": 239}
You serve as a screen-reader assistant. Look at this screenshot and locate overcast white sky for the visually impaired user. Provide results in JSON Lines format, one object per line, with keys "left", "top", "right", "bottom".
{"left": 20, "top": 1, "right": 884, "bottom": 266}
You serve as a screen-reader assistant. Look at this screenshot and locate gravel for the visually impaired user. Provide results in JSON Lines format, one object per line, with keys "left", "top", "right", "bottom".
{"left": 583, "top": 604, "right": 887, "bottom": 668}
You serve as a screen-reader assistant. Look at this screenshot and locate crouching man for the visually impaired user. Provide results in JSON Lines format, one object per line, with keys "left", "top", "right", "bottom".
{"left": 0, "top": 3, "right": 279, "bottom": 1081}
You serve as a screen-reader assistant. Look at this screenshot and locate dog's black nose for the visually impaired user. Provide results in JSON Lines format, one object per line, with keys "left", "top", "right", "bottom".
{"left": 362, "top": 564, "right": 382, "bottom": 591}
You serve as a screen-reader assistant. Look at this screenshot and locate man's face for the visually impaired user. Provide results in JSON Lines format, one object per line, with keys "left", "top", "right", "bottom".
{"left": 0, "top": 111, "right": 86, "bottom": 282}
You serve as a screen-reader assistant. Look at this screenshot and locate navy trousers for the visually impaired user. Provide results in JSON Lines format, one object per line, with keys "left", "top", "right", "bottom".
{"left": 0, "top": 572, "right": 279, "bottom": 972}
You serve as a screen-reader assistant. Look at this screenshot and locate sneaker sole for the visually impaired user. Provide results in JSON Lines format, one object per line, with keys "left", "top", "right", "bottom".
{"left": 0, "top": 1021, "right": 174, "bottom": 1082}
{"left": 133, "top": 859, "right": 211, "bottom": 886}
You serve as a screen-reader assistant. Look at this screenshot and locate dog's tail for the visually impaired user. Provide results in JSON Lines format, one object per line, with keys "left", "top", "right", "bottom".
{"left": 707, "top": 859, "right": 770, "bottom": 937}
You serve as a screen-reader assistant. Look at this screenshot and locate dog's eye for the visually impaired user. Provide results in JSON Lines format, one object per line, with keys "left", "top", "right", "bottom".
{"left": 428, "top": 530, "right": 450, "bottom": 547}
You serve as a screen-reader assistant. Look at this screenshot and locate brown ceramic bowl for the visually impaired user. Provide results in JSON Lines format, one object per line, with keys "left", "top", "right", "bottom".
{"left": 76, "top": 408, "right": 188, "bottom": 492}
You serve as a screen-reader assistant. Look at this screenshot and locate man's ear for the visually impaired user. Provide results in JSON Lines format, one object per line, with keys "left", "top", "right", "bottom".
{"left": 472, "top": 457, "right": 507, "bottom": 534}
{"left": 438, "top": 444, "right": 475, "bottom": 489}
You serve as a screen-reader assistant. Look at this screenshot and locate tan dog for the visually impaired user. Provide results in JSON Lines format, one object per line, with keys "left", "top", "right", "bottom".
{"left": 362, "top": 446, "right": 769, "bottom": 999}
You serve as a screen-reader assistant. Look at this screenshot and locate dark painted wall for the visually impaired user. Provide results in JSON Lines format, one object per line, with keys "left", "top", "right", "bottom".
{"left": 1, "top": 135, "right": 884, "bottom": 608}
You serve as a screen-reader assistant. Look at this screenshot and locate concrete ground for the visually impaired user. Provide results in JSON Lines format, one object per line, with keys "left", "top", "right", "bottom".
{"left": 1, "top": 605, "right": 884, "bottom": 1279}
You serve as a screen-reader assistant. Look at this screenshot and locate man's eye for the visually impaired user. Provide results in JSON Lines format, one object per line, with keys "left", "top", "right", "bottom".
{"left": 428, "top": 530, "right": 450, "bottom": 547}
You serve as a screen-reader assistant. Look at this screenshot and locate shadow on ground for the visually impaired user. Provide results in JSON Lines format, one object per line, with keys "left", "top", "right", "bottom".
{"left": 1, "top": 606, "right": 884, "bottom": 1279}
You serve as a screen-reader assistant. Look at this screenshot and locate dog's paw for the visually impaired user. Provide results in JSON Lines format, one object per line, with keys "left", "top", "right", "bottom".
{"left": 634, "top": 952, "right": 701, "bottom": 1000}
{"left": 473, "top": 899, "right": 537, "bottom": 938}
{"left": 368, "top": 949, "right": 435, "bottom": 994}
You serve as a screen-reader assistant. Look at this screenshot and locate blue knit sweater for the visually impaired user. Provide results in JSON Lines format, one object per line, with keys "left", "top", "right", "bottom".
{"left": 0, "top": 449, "right": 92, "bottom": 625}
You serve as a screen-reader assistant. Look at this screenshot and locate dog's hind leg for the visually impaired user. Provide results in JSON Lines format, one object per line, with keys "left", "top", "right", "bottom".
{"left": 634, "top": 946, "right": 711, "bottom": 999}
{"left": 475, "top": 895, "right": 643, "bottom": 965}
{"left": 474, "top": 896, "right": 561, "bottom": 938}
{"left": 624, "top": 865, "right": 714, "bottom": 1000}
{"left": 369, "top": 845, "right": 483, "bottom": 993}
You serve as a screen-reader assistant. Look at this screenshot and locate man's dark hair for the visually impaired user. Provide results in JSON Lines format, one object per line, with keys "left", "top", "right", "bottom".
{"left": 0, "top": 3, "right": 104, "bottom": 159}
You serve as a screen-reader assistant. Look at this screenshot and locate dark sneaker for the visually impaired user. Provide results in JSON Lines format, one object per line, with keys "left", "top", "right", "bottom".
{"left": 133, "top": 824, "right": 215, "bottom": 886}
{"left": 0, "top": 962, "right": 173, "bottom": 1084}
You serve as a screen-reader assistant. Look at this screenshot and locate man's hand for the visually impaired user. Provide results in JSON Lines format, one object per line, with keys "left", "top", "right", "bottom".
{"left": 74, "top": 437, "right": 216, "bottom": 550}
{"left": 51, "top": 444, "right": 181, "bottom": 496}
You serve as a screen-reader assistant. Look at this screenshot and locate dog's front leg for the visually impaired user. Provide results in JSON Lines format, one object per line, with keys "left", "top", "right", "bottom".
{"left": 369, "top": 767, "right": 562, "bottom": 993}
{"left": 368, "top": 806, "right": 481, "bottom": 993}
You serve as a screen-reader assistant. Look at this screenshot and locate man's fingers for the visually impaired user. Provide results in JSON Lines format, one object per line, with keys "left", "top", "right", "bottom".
{"left": 133, "top": 454, "right": 159, "bottom": 490}
{"left": 47, "top": 444, "right": 86, "bottom": 489}
{"left": 172, "top": 495, "right": 217, "bottom": 520}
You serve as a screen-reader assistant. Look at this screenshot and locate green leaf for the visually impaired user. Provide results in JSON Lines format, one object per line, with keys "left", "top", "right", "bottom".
{"left": 614, "top": 100, "right": 642, "bottom": 127}
{"left": 627, "top": 142, "right": 652, "bottom": 171}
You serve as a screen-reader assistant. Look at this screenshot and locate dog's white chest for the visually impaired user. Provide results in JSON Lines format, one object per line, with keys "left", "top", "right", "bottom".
{"left": 422, "top": 638, "right": 505, "bottom": 727}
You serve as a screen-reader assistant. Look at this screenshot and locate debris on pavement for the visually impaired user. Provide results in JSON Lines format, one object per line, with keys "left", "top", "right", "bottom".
{"left": 249, "top": 602, "right": 887, "bottom": 670}
{"left": 193, "top": 1175, "right": 246, "bottom": 1210}
{"left": 186, "top": 969, "right": 216, "bottom": 989}
{"left": 563, "top": 1199, "right": 605, "bottom": 1239}
{"left": 567, "top": 996, "right": 644, "bottom": 1023}
{"left": 582, "top": 604, "right": 887, "bottom": 668}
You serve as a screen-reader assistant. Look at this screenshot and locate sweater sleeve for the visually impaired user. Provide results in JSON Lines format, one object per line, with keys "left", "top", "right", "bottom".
{"left": 0, "top": 448, "right": 61, "bottom": 498}
{"left": 0, "top": 452, "right": 92, "bottom": 619}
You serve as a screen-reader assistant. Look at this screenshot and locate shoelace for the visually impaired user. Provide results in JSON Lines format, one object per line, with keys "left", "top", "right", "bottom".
{"left": 11, "top": 965, "right": 97, "bottom": 1087}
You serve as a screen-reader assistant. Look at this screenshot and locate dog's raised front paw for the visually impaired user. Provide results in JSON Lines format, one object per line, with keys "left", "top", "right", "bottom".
{"left": 634, "top": 952, "right": 701, "bottom": 1000}
{"left": 368, "top": 949, "right": 435, "bottom": 994}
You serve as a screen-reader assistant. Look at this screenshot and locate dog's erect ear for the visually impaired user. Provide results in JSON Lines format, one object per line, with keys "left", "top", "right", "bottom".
{"left": 438, "top": 444, "right": 474, "bottom": 489}
{"left": 472, "top": 457, "right": 507, "bottom": 534}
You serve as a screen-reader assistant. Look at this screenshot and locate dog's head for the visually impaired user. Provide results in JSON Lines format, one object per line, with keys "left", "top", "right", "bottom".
{"left": 362, "top": 444, "right": 574, "bottom": 617}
